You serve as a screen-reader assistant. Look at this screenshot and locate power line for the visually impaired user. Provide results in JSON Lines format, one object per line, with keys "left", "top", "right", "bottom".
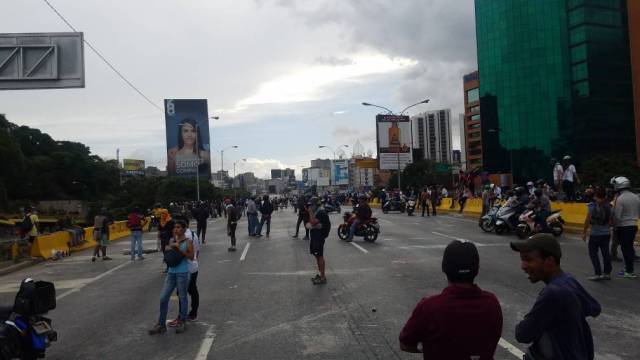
{"left": 42, "top": 0, "right": 163, "bottom": 112}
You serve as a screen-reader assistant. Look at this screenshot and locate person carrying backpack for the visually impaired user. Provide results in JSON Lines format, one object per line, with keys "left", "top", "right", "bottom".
{"left": 306, "top": 197, "right": 331, "bottom": 285}
{"left": 127, "top": 207, "right": 147, "bottom": 261}
{"left": 20, "top": 206, "right": 39, "bottom": 257}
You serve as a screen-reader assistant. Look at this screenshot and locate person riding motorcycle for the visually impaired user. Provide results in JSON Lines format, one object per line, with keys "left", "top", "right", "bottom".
{"left": 508, "top": 186, "right": 530, "bottom": 227}
{"left": 529, "top": 188, "right": 552, "bottom": 231}
{"left": 347, "top": 195, "right": 372, "bottom": 242}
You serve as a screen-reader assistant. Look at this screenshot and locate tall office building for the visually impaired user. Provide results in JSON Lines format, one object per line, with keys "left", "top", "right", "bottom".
{"left": 476, "top": 0, "right": 635, "bottom": 182}
{"left": 463, "top": 71, "right": 482, "bottom": 171}
{"left": 458, "top": 113, "right": 467, "bottom": 170}
{"left": 411, "top": 109, "right": 453, "bottom": 164}
{"left": 629, "top": 0, "right": 640, "bottom": 162}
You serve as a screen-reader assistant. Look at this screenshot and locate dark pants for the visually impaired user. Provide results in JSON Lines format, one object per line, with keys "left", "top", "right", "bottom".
{"left": 617, "top": 226, "right": 638, "bottom": 273}
{"left": 611, "top": 228, "right": 620, "bottom": 258}
{"left": 458, "top": 197, "right": 467, "bottom": 213}
{"left": 228, "top": 223, "right": 237, "bottom": 247}
{"left": 257, "top": 215, "right": 271, "bottom": 235}
{"left": 196, "top": 221, "right": 207, "bottom": 243}
{"left": 588, "top": 234, "right": 612, "bottom": 276}
{"left": 562, "top": 180, "right": 575, "bottom": 201}
{"left": 295, "top": 216, "right": 309, "bottom": 238}
{"left": 188, "top": 271, "right": 199, "bottom": 317}
{"left": 431, "top": 201, "right": 438, "bottom": 216}
{"left": 421, "top": 202, "right": 429, "bottom": 216}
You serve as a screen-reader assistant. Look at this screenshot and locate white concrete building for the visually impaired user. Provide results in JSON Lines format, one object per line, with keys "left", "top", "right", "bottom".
{"left": 411, "top": 109, "right": 453, "bottom": 164}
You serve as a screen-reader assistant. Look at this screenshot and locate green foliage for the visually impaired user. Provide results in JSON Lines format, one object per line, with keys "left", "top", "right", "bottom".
{"left": 580, "top": 154, "right": 640, "bottom": 188}
{"left": 389, "top": 160, "right": 454, "bottom": 191}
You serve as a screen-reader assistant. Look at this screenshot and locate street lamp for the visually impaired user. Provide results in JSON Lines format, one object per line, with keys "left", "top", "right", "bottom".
{"left": 233, "top": 158, "right": 247, "bottom": 201}
{"left": 488, "top": 128, "right": 514, "bottom": 185}
{"left": 362, "top": 99, "right": 430, "bottom": 191}
{"left": 318, "top": 145, "right": 349, "bottom": 188}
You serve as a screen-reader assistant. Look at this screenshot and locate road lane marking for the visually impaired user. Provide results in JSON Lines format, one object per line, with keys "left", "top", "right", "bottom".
{"left": 240, "top": 243, "right": 251, "bottom": 261}
{"left": 195, "top": 324, "right": 217, "bottom": 360}
{"left": 350, "top": 242, "right": 369, "bottom": 254}
{"left": 498, "top": 338, "right": 525, "bottom": 358}
{"left": 56, "top": 261, "right": 130, "bottom": 301}
{"left": 432, "top": 231, "right": 469, "bottom": 242}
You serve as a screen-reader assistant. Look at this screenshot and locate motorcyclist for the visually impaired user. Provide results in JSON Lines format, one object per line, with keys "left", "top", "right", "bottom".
{"left": 347, "top": 195, "right": 372, "bottom": 242}
{"left": 530, "top": 188, "right": 551, "bottom": 232}
{"left": 526, "top": 181, "right": 535, "bottom": 197}
{"left": 509, "top": 186, "right": 530, "bottom": 227}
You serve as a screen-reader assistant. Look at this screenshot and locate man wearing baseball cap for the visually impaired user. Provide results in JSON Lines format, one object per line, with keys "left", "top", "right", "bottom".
{"left": 399, "top": 240, "right": 503, "bottom": 359}
{"left": 511, "top": 234, "right": 601, "bottom": 360}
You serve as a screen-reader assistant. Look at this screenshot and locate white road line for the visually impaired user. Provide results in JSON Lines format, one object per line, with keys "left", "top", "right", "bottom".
{"left": 350, "top": 242, "right": 369, "bottom": 254}
{"left": 498, "top": 337, "right": 525, "bottom": 358}
{"left": 56, "top": 261, "right": 130, "bottom": 301}
{"left": 240, "top": 243, "right": 251, "bottom": 261}
{"left": 195, "top": 324, "right": 217, "bottom": 360}
{"left": 431, "top": 231, "right": 468, "bottom": 242}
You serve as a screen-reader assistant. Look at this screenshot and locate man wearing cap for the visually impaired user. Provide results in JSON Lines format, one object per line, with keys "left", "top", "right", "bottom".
{"left": 306, "top": 197, "right": 331, "bottom": 285}
{"left": 511, "top": 234, "right": 601, "bottom": 360}
{"left": 399, "top": 241, "right": 503, "bottom": 359}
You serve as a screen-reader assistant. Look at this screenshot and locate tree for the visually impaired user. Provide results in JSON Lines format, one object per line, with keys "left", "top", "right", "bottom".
{"left": 580, "top": 154, "right": 640, "bottom": 188}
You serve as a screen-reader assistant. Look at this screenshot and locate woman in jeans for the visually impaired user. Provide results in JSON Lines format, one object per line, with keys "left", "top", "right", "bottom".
{"left": 149, "top": 220, "right": 194, "bottom": 334}
{"left": 582, "top": 188, "right": 613, "bottom": 281}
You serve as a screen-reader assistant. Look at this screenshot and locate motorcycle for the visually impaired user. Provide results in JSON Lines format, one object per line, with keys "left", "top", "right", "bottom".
{"left": 406, "top": 197, "right": 416, "bottom": 216}
{"left": 337, "top": 212, "right": 380, "bottom": 242}
{"left": 516, "top": 209, "right": 564, "bottom": 239}
{"left": 382, "top": 200, "right": 406, "bottom": 214}
{"left": 323, "top": 201, "right": 341, "bottom": 214}
{"left": 479, "top": 201, "right": 504, "bottom": 233}
{"left": 492, "top": 199, "right": 521, "bottom": 235}
{"left": 0, "top": 279, "right": 57, "bottom": 360}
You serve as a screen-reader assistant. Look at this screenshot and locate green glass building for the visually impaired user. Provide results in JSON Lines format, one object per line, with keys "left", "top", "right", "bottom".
{"left": 476, "top": 0, "right": 635, "bottom": 183}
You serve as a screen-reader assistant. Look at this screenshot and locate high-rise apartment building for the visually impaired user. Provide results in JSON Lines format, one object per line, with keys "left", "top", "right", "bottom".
{"left": 411, "top": 109, "right": 453, "bottom": 164}
{"left": 475, "top": 0, "right": 635, "bottom": 182}
{"left": 463, "top": 71, "right": 482, "bottom": 171}
{"left": 458, "top": 113, "right": 467, "bottom": 170}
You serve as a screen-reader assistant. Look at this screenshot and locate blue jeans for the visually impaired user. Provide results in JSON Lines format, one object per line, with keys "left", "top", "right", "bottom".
{"left": 349, "top": 219, "right": 361, "bottom": 240}
{"left": 248, "top": 213, "right": 259, "bottom": 235}
{"left": 130, "top": 230, "right": 143, "bottom": 259}
{"left": 158, "top": 272, "right": 190, "bottom": 325}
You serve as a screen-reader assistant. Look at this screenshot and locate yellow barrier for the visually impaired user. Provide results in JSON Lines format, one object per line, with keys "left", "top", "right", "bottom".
{"left": 31, "top": 218, "right": 151, "bottom": 259}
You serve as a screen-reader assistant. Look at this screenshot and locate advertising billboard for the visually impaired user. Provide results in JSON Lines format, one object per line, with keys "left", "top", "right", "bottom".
{"left": 165, "top": 99, "right": 211, "bottom": 178}
{"left": 317, "top": 168, "right": 331, "bottom": 187}
{"left": 123, "top": 159, "right": 145, "bottom": 176}
{"left": 376, "top": 114, "right": 413, "bottom": 170}
{"left": 332, "top": 160, "right": 349, "bottom": 185}
{"left": 355, "top": 158, "right": 378, "bottom": 169}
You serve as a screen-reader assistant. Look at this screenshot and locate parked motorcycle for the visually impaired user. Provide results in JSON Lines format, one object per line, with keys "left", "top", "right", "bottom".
{"left": 406, "top": 197, "right": 416, "bottom": 216}
{"left": 0, "top": 279, "right": 57, "bottom": 360}
{"left": 337, "top": 212, "right": 380, "bottom": 242}
{"left": 323, "top": 201, "right": 341, "bottom": 214}
{"left": 382, "top": 200, "right": 406, "bottom": 214}
{"left": 516, "top": 209, "right": 564, "bottom": 239}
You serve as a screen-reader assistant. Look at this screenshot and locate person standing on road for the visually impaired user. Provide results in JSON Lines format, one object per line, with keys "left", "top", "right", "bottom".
{"left": 562, "top": 156, "right": 579, "bottom": 202}
{"left": 226, "top": 199, "right": 239, "bottom": 252}
{"left": 92, "top": 208, "right": 113, "bottom": 262}
{"left": 510, "top": 234, "right": 601, "bottom": 360}
{"left": 168, "top": 217, "right": 200, "bottom": 325}
{"left": 307, "top": 197, "right": 331, "bottom": 285}
{"left": 420, "top": 188, "right": 430, "bottom": 217}
{"left": 256, "top": 195, "right": 274, "bottom": 237}
{"left": 582, "top": 188, "right": 613, "bottom": 281}
{"left": 292, "top": 196, "right": 310, "bottom": 240}
{"left": 149, "top": 219, "right": 194, "bottom": 335}
{"left": 399, "top": 240, "right": 503, "bottom": 359}
{"left": 20, "top": 206, "right": 39, "bottom": 257}
{"left": 127, "top": 207, "right": 147, "bottom": 261}
{"left": 246, "top": 197, "right": 258, "bottom": 237}
{"left": 610, "top": 176, "right": 640, "bottom": 278}
{"left": 194, "top": 202, "right": 209, "bottom": 244}
{"left": 430, "top": 186, "right": 440, "bottom": 216}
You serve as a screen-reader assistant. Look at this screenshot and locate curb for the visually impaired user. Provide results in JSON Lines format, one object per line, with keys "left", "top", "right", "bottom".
{"left": 0, "top": 259, "right": 42, "bottom": 277}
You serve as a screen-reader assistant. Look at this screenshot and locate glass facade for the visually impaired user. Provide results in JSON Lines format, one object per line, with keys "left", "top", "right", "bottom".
{"left": 476, "top": 0, "right": 635, "bottom": 183}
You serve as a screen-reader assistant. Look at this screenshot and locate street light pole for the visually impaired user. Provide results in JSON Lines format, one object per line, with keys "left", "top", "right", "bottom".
{"left": 218, "top": 145, "right": 238, "bottom": 189}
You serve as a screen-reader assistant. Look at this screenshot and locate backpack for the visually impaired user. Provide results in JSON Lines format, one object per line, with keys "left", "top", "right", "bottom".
{"left": 127, "top": 213, "right": 141, "bottom": 230}
{"left": 20, "top": 215, "right": 33, "bottom": 236}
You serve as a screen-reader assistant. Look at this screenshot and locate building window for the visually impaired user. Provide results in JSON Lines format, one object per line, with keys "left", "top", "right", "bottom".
{"left": 471, "top": 114, "right": 480, "bottom": 121}
{"left": 467, "top": 88, "right": 480, "bottom": 103}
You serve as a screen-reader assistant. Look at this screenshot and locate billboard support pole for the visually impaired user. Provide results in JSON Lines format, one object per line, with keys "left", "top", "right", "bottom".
{"left": 196, "top": 125, "right": 200, "bottom": 202}
{"left": 397, "top": 149, "right": 401, "bottom": 191}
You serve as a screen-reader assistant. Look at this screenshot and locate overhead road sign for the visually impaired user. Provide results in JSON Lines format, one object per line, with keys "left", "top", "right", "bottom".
{"left": 0, "top": 32, "right": 85, "bottom": 90}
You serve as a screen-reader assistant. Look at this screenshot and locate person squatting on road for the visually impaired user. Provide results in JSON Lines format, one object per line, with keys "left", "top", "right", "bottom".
{"left": 292, "top": 196, "right": 310, "bottom": 239}
{"left": 226, "top": 199, "right": 239, "bottom": 252}
{"left": 582, "top": 188, "right": 613, "bottom": 281}
{"left": 347, "top": 195, "right": 371, "bottom": 242}
{"left": 306, "top": 197, "right": 331, "bottom": 285}
{"left": 256, "top": 195, "right": 274, "bottom": 237}
{"left": 127, "top": 207, "right": 147, "bottom": 261}
{"left": 610, "top": 176, "right": 640, "bottom": 278}
{"left": 149, "top": 220, "right": 194, "bottom": 335}
{"left": 92, "top": 207, "right": 113, "bottom": 262}
{"left": 511, "top": 234, "right": 601, "bottom": 360}
{"left": 399, "top": 240, "right": 503, "bottom": 359}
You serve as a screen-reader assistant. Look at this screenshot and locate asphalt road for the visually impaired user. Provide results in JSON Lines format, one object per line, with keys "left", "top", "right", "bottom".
{"left": 0, "top": 207, "right": 638, "bottom": 360}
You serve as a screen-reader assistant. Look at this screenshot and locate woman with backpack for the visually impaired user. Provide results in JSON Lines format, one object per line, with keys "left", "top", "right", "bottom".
{"left": 92, "top": 208, "right": 113, "bottom": 262}
{"left": 582, "top": 187, "right": 613, "bottom": 281}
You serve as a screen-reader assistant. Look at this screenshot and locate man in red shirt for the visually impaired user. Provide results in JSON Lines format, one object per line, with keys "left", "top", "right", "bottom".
{"left": 399, "top": 240, "right": 503, "bottom": 359}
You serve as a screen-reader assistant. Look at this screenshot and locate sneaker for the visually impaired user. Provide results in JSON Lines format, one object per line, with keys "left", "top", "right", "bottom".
{"left": 228, "top": 246, "right": 237, "bottom": 252}
{"left": 175, "top": 321, "right": 185, "bottom": 334}
{"left": 91, "top": 256, "right": 96, "bottom": 262}
{"left": 601, "top": 274, "right": 611, "bottom": 280}
{"left": 167, "top": 318, "right": 179, "bottom": 327}
{"left": 617, "top": 270, "right": 637, "bottom": 278}
{"left": 102, "top": 256, "right": 112, "bottom": 261}
{"left": 312, "top": 277, "right": 327, "bottom": 285}
{"left": 587, "top": 275, "right": 603, "bottom": 281}
{"left": 148, "top": 324, "right": 167, "bottom": 335}
{"left": 131, "top": 257, "right": 136, "bottom": 261}
{"left": 311, "top": 274, "right": 321, "bottom": 282}
{"left": 255, "top": 234, "right": 262, "bottom": 237}
{"left": 187, "top": 314, "right": 198, "bottom": 322}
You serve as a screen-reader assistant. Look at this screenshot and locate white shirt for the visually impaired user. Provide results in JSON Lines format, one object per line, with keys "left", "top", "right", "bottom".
{"left": 493, "top": 186, "right": 502, "bottom": 198}
{"left": 441, "top": 188, "right": 449, "bottom": 197}
{"left": 553, "top": 163, "right": 564, "bottom": 181}
{"left": 563, "top": 164, "right": 577, "bottom": 182}
{"left": 186, "top": 229, "right": 200, "bottom": 274}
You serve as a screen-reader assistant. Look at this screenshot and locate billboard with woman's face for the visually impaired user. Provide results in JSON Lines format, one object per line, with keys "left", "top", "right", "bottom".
{"left": 165, "top": 99, "right": 211, "bottom": 178}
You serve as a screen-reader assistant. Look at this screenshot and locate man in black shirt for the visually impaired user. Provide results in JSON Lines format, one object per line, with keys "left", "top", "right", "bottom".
{"left": 347, "top": 195, "right": 371, "bottom": 242}
{"left": 292, "top": 196, "right": 310, "bottom": 240}
{"left": 194, "top": 202, "right": 209, "bottom": 244}
{"left": 307, "top": 197, "right": 330, "bottom": 285}
{"left": 256, "top": 195, "right": 274, "bottom": 237}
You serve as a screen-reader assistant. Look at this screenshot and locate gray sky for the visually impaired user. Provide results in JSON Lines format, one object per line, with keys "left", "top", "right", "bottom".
{"left": 1, "top": 0, "right": 477, "bottom": 178}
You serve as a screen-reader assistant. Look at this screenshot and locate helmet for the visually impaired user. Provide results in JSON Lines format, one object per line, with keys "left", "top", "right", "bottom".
{"left": 514, "top": 186, "right": 526, "bottom": 196}
{"left": 610, "top": 176, "right": 631, "bottom": 192}
{"left": 526, "top": 181, "right": 534, "bottom": 187}
{"left": 563, "top": 155, "right": 571, "bottom": 161}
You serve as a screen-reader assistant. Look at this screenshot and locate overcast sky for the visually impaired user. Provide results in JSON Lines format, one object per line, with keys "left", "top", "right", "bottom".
{"left": 1, "top": 0, "right": 477, "bottom": 178}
